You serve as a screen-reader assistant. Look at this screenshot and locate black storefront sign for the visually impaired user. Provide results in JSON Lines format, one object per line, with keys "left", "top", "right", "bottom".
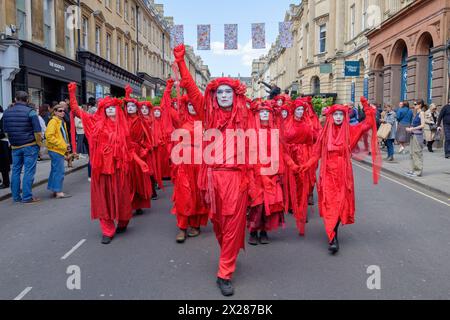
{"left": 14, "top": 41, "right": 82, "bottom": 106}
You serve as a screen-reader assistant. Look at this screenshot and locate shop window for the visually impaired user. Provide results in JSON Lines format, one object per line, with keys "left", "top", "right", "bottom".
{"left": 400, "top": 48, "right": 408, "bottom": 101}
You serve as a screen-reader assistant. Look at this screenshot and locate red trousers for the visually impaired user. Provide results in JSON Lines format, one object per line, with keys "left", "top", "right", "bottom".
{"left": 211, "top": 170, "right": 248, "bottom": 280}
{"left": 99, "top": 219, "right": 130, "bottom": 237}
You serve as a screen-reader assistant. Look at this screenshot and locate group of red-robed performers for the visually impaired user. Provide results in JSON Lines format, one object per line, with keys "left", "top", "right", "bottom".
{"left": 170, "top": 44, "right": 381, "bottom": 297}
{"left": 65, "top": 42, "right": 381, "bottom": 297}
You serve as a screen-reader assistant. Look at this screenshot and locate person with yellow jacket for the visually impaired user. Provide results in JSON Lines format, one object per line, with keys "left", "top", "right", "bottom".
{"left": 45, "top": 105, "right": 71, "bottom": 199}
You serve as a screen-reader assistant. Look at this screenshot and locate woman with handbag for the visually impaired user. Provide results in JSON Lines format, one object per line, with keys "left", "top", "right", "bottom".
{"left": 381, "top": 104, "right": 397, "bottom": 161}
{"left": 406, "top": 100, "right": 426, "bottom": 177}
{"left": 424, "top": 104, "right": 438, "bottom": 152}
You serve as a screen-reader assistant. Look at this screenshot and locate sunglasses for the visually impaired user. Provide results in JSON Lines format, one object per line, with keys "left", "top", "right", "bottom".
{"left": 56, "top": 109, "right": 65, "bottom": 113}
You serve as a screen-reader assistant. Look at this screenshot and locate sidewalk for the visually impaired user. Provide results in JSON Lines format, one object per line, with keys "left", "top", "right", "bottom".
{"left": 358, "top": 145, "right": 450, "bottom": 198}
{"left": 0, "top": 156, "right": 89, "bottom": 201}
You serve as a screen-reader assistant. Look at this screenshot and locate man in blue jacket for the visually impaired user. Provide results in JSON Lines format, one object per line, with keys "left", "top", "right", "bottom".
{"left": 3, "top": 91, "right": 42, "bottom": 203}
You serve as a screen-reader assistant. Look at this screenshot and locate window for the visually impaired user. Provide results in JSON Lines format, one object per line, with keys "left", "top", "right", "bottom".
{"left": 117, "top": 38, "right": 122, "bottom": 67}
{"left": 16, "top": 0, "right": 28, "bottom": 40}
{"left": 82, "top": 18, "right": 89, "bottom": 50}
{"left": 95, "top": 26, "right": 101, "bottom": 55}
{"left": 64, "top": 6, "right": 74, "bottom": 58}
{"left": 132, "top": 47, "right": 136, "bottom": 72}
{"left": 116, "top": 0, "right": 121, "bottom": 14}
{"left": 124, "top": 0, "right": 129, "bottom": 21}
{"left": 318, "top": 25, "right": 326, "bottom": 53}
{"left": 125, "top": 43, "right": 129, "bottom": 69}
{"left": 143, "top": 18, "right": 146, "bottom": 38}
{"left": 43, "top": 0, "right": 54, "bottom": 50}
{"left": 362, "top": 0, "right": 368, "bottom": 31}
{"left": 350, "top": 5, "right": 355, "bottom": 39}
{"left": 131, "top": 6, "right": 136, "bottom": 28}
{"left": 106, "top": 34, "right": 111, "bottom": 60}
{"left": 400, "top": 48, "right": 408, "bottom": 101}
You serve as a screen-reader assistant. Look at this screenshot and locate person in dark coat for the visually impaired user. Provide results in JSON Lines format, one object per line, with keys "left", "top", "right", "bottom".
{"left": 437, "top": 100, "right": 450, "bottom": 158}
{"left": 0, "top": 105, "right": 12, "bottom": 188}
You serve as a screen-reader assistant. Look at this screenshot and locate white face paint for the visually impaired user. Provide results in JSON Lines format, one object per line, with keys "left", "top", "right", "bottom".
{"left": 216, "top": 85, "right": 234, "bottom": 108}
{"left": 141, "top": 105, "right": 149, "bottom": 116}
{"left": 294, "top": 106, "right": 304, "bottom": 120}
{"left": 333, "top": 110, "right": 345, "bottom": 125}
{"left": 173, "top": 102, "right": 178, "bottom": 110}
{"left": 259, "top": 109, "right": 270, "bottom": 121}
{"left": 281, "top": 110, "right": 289, "bottom": 119}
{"left": 277, "top": 99, "right": 283, "bottom": 107}
{"left": 105, "top": 106, "right": 116, "bottom": 118}
{"left": 127, "top": 102, "right": 137, "bottom": 114}
{"left": 154, "top": 109, "right": 161, "bottom": 118}
{"left": 187, "top": 103, "right": 196, "bottom": 115}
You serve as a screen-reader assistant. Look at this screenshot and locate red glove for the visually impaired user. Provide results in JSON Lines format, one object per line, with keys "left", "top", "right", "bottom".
{"left": 68, "top": 82, "right": 77, "bottom": 95}
{"left": 125, "top": 85, "right": 133, "bottom": 99}
{"left": 166, "top": 78, "right": 175, "bottom": 87}
{"left": 173, "top": 44, "right": 185, "bottom": 62}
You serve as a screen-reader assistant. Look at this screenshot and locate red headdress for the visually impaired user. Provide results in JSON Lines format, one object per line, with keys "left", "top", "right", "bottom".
{"left": 203, "top": 77, "right": 248, "bottom": 130}
{"left": 251, "top": 99, "right": 275, "bottom": 130}
{"left": 123, "top": 84, "right": 139, "bottom": 108}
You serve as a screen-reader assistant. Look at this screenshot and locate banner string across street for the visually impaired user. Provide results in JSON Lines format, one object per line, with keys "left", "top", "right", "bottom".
{"left": 170, "top": 22, "right": 294, "bottom": 50}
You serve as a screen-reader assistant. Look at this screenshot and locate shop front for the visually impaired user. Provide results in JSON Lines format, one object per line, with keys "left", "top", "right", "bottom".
{"left": 78, "top": 51, "right": 142, "bottom": 103}
{"left": 13, "top": 41, "right": 82, "bottom": 106}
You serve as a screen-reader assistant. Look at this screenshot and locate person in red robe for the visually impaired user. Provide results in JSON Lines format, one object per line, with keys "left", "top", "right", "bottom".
{"left": 247, "top": 100, "right": 285, "bottom": 245}
{"left": 68, "top": 82, "right": 133, "bottom": 244}
{"left": 281, "top": 98, "right": 315, "bottom": 235}
{"left": 171, "top": 94, "right": 209, "bottom": 243}
{"left": 138, "top": 100, "right": 163, "bottom": 200}
{"left": 152, "top": 104, "right": 168, "bottom": 193}
{"left": 174, "top": 44, "right": 250, "bottom": 296}
{"left": 123, "top": 86, "right": 152, "bottom": 215}
{"left": 300, "top": 97, "right": 381, "bottom": 254}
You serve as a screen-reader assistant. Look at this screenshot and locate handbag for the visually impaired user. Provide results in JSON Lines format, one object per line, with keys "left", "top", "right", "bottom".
{"left": 428, "top": 123, "right": 438, "bottom": 131}
{"left": 377, "top": 123, "right": 392, "bottom": 140}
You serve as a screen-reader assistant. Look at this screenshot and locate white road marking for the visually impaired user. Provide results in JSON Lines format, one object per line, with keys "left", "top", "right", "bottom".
{"left": 61, "top": 239, "right": 86, "bottom": 260}
{"left": 14, "top": 287, "right": 32, "bottom": 300}
{"left": 353, "top": 163, "right": 450, "bottom": 207}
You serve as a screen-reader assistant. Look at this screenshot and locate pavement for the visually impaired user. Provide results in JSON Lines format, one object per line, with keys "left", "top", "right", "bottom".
{"left": 0, "top": 155, "right": 89, "bottom": 201}
{"left": 357, "top": 145, "right": 450, "bottom": 199}
{"left": 0, "top": 164, "right": 449, "bottom": 300}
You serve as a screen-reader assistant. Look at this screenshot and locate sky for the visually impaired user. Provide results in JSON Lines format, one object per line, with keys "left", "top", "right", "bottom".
{"left": 160, "top": 0, "right": 299, "bottom": 77}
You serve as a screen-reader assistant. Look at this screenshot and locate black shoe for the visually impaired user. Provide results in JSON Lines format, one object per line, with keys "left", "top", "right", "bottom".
{"left": 328, "top": 236, "right": 339, "bottom": 254}
{"left": 259, "top": 231, "right": 270, "bottom": 244}
{"left": 101, "top": 236, "right": 113, "bottom": 245}
{"left": 135, "top": 209, "right": 144, "bottom": 215}
{"left": 216, "top": 277, "right": 234, "bottom": 297}
{"left": 151, "top": 194, "right": 158, "bottom": 200}
{"left": 116, "top": 226, "right": 127, "bottom": 234}
{"left": 308, "top": 194, "right": 314, "bottom": 206}
{"left": 248, "top": 231, "right": 258, "bottom": 246}
{"left": 0, "top": 184, "right": 9, "bottom": 189}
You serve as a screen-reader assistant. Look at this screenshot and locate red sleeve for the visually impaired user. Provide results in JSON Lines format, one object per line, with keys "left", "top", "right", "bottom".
{"left": 68, "top": 82, "right": 93, "bottom": 139}
{"left": 175, "top": 48, "right": 205, "bottom": 120}
{"left": 350, "top": 99, "right": 376, "bottom": 150}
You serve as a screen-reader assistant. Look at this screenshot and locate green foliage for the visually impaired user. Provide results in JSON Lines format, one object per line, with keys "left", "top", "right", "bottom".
{"left": 151, "top": 96, "right": 162, "bottom": 106}
{"left": 312, "top": 96, "right": 334, "bottom": 116}
{"left": 290, "top": 93, "right": 299, "bottom": 100}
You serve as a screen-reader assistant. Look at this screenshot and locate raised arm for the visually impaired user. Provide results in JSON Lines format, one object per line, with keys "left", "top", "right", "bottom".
{"left": 68, "top": 83, "right": 85, "bottom": 119}
{"left": 160, "top": 79, "right": 174, "bottom": 111}
{"left": 173, "top": 45, "right": 205, "bottom": 120}
{"left": 260, "top": 81, "right": 272, "bottom": 90}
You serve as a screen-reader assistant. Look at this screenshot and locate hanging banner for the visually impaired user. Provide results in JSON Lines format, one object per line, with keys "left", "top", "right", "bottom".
{"left": 197, "top": 25, "right": 211, "bottom": 50}
{"left": 363, "top": 77, "right": 369, "bottom": 98}
{"left": 252, "top": 23, "right": 266, "bottom": 49}
{"left": 170, "top": 25, "right": 184, "bottom": 48}
{"left": 224, "top": 24, "right": 238, "bottom": 50}
{"left": 351, "top": 82, "right": 356, "bottom": 103}
{"left": 279, "top": 22, "right": 293, "bottom": 48}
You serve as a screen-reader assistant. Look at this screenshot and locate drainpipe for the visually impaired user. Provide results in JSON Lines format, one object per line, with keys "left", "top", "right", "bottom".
{"left": 136, "top": 6, "right": 140, "bottom": 74}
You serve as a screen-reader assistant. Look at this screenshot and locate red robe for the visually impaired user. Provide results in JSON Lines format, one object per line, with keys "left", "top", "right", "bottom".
{"left": 68, "top": 85, "right": 132, "bottom": 224}
{"left": 302, "top": 98, "right": 380, "bottom": 242}
{"left": 175, "top": 44, "right": 250, "bottom": 280}
{"left": 171, "top": 95, "right": 209, "bottom": 229}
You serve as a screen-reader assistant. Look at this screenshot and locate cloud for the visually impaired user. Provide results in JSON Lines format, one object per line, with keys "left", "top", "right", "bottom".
{"left": 210, "top": 40, "right": 269, "bottom": 67}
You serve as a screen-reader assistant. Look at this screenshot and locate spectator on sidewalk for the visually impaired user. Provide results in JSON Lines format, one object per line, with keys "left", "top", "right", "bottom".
{"left": 396, "top": 101, "right": 413, "bottom": 154}
{"left": 348, "top": 102, "right": 360, "bottom": 126}
{"left": 40, "top": 104, "right": 51, "bottom": 125}
{"left": 45, "top": 105, "right": 71, "bottom": 199}
{"left": 259, "top": 80, "right": 281, "bottom": 100}
{"left": 0, "top": 105, "right": 12, "bottom": 189}
{"left": 406, "top": 100, "right": 426, "bottom": 177}
{"left": 437, "top": 100, "right": 450, "bottom": 159}
{"left": 36, "top": 105, "right": 47, "bottom": 161}
{"left": 75, "top": 106, "right": 88, "bottom": 155}
{"left": 2, "top": 91, "right": 42, "bottom": 203}
{"left": 424, "top": 103, "right": 439, "bottom": 153}
{"left": 382, "top": 104, "right": 397, "bottom": 161}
